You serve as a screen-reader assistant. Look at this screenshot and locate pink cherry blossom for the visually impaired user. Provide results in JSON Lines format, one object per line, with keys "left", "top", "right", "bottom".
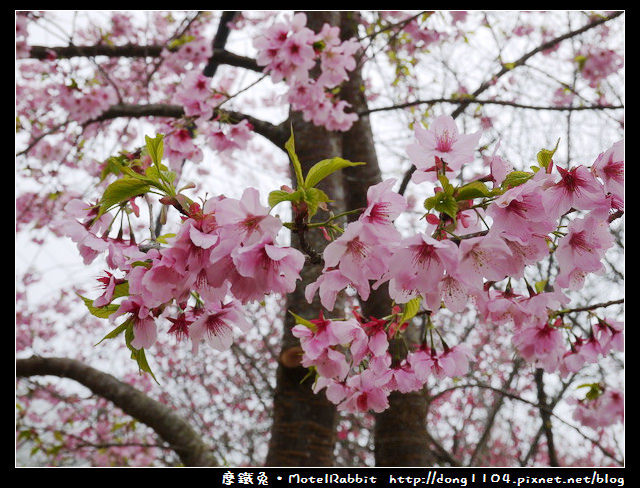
{"left": 591, "top": 139, "right": 624, "bottom": 208}
{"left": 304, "top": 268, "right": 352, "bottom": 311}
{"left": 58, "top": 199, "right": 111, "bottom": 265}
{"left": 292, "top": 314, "right": 359, "bottom": 361}
{"left": 570, "top": 387, "right": 624, "bottom": 428}
{"left": 438, "top": 344, "right": 474, "bottom": 378}
{"left": 486, "top": 179, "right": 555, "bottom": 245}
{"left": 541, "top": 165, "right": 609, "bottom": 219}
{"left": 555, "top": 213, "right": 614, "bottom": 290}
{"left": 407, "top": 115, "right": 481, "bottom": 180}
{"left": 301, "top": 347, "right": 350, "bottom": 381}
{"left": 216, "top": 187, "right": 282, "bottom": 245}
{"left": 593, "top": 318, "right": 624, "bottom": 355}
{"left": 387, "top": 360, "right": 422, "bottom": 393}
{"left": 578, "top": 46, "right": 624, "bottom": 88}
{"left": 111, "top": 295, "right": 158, "bottom": 350}
{"left": 383, "top": 232, "right": 458, "bottom": 307}
{"left": 512, "top": 321, "right": 564, "bottom": 371}
{"left": 189, "top": 300, "right": 251, "bottom": 353}
{"left": 359, "top": 178, "right": 408, "bottom": 234}
{"left": 456, "top": 234, "right": 514, "bottom": 288}
{"left": 340, "top": 368, "right": 392, "bottom": 413}
{"left": 322, "top": 220, "right": 393, "bottom": 299}
{"left": 232, "top": 233, "right": 305, "bottom": 297}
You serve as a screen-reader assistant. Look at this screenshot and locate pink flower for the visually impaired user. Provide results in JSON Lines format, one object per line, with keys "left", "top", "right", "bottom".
{"left": 292, "top": 314, "right": 359, "bottom": 361}
{"left": 301, "top": 347, "right": 350, "bottom": 380}
{"left": 555, "top": 214, "right": 614, "bottom": 290}
{"left": 232, "top": 233, "right": 305, "bottom": 297}
{"left": 341, "top": 368, "right": 391, "bottom": 413}
{"left": 323, "top": 220, "right": 392, "bottom": 298}
{"left": 487, "top": 179, "right": 554, "bottom": 245}
{"left": 407, "top": 115, "right": 481, "bottom": 179}
{"left": 541, "top": 165, "right": 608, "bottom": 219}
{"left": 387, "top": 361, "right": 422, "bottom": 393}
{"left": 129, "top": 248, "right": 190, "bottom": 308}
{"left": 593, "top": 318, "right": 624, "bottom": 355}
{"left": 189, "top": 300, "right": 251, "bottom": 353}
{"left": 93, "top": 271, "right": 123, "bottom": 307}
{"left": 216, "top": 187, "right": 282, "bottom": 245}
{"left": 383, "top": 232, "right": 458, "bottom": 307}
{"left": 59, "top": 199, "right": 110, "bottom": 265}
{"left": 305, "top": 268, "right": 352, "bottom": 311}
{"left": 570, "top": 387, "right": 624, "bottom": 428}
{"left": 359, "top": 178, "right": 407, "bottom": 234}
{"left": 438, "top": 344, "right": 474, "bottom": 377}
{"left": 111, "top": 295, "right": 157, "bottom": 350}
{"left": 591, "top": 139, "right": 624, "bottom": 208}
{"left": 408, "top": 344, "right": 473, "bottom": 382}
{"left": 499, "top": 234, "right": 550, "bottom": 279}
{"left": 512, "top": 322, "right": 564, "bottom": 371}
{"left": 579, "top": 46, "right": 624, "bottom": 87}
{"left": 457, "top": 234, "right": 514, "bottom": 288}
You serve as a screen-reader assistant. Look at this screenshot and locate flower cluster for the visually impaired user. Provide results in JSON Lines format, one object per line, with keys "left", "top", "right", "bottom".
{"left": 167, "top": 71, "right": 254, "bottom": 168}
{"left": 58, "top": 82, "right": 118, "bottom": 125}
{"left": 64, "top": 113, "right": 623, "bottom": 416}
{"left": 568, "top": 385, "right": 624, "bottom": 429}
{"left": 578, "top": 45, "right": 624, "bottom": 88}
{"left": 254, "top": 12, "right": 360, "bottom": 131}
{"left": 62, "top": 187, "right": 305, "bottom": 356}
{"left": 292, "top": 310, "right": 474, "bottom": 414}
{"left": 294, "top": 115, "right": 624, "bottom": 413}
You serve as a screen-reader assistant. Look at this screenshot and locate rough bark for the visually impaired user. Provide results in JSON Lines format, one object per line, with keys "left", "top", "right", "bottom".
{"left": 16, "top": 356, "right": 217, "bottom": 467}
{"left": 338, "top": 12, "right": 434, "bottom": 467}
{"left": 265, "top": 12, "right": 347, "bottom": 467}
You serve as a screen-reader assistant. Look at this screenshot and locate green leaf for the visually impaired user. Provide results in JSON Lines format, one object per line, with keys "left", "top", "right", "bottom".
{"left": 289, "top": 310, "right": 317, "bottom": 331}
{"left": 456, "top": 180, "right": 493, "bottom": 201}
{"left": 438, "top": 174, "right": 455, "bottom": 196}
{"left": 304, "top": 157, "right": 366, "bottom": 189}
{"left": 130, "top": 347, "right": 159, "bottom": 384}
{"left": 399, "top": 296, "right": 422, "bottom": 324}
{"left": 303, "top": 187, "right": 331, "bottom": 218}
{"left": 268, "top": 189, "right": 303, "bottom": 208}
{"left": 145, "top": 134, "right": 164, "bottom": 166}
{"left": 537, "top": 138, "right": 560, "bottom": 169}
{"left": 78, "top": 294, "right": 120, "bottom": 319}
{"left": 502, "top": 171, "right": 534, "bottom": 189}
{"left": 285, "top": 128, "right": 305, "bottom": 189}
{"left": 156, "top": 233, "right": 176, "bottom": 244}
{"left": 94, "top": 320, "right": 129, "bottom": 346}
{"left": 424, "top": 192, "right": 458, "bottom": 221}
{"left": 98, "top": 177, "right": 150, "bottom": 217}
{"left": 534, "top": 280, "right": 548, "bottom": 294}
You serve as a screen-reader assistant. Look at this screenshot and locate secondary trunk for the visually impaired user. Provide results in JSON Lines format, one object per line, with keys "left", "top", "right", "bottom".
{"left": 338, "top": 12, "right": 434, "bottom": 467}
{"left": 265, "top": 12, "right": 345, "bottom": 467}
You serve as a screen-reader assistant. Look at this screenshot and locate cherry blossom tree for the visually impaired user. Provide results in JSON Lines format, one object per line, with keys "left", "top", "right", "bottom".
{"left": 16, "top": 10, "right": 624, "bottom": 467}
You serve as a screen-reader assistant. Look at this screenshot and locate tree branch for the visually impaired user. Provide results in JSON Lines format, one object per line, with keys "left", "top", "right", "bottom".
{"left": 450, "top": 11, "right": 624, "bottom": 119}
{"left": 397, "top": 10, "right": 624, "bottom": 196}
{"left": 27, "top": 44, "right": 261, "bottom": 73}
{"left": 16, "top": 355, "right": 218, "bottom": 467}
{"left": 362, "top": 97, "right": 623, "bottom": 117}
{"left": 85, "top": 103, "right": 290, "bottom": 149}
{"left": 203, "top": 11, "right": 239, "bottom": 77}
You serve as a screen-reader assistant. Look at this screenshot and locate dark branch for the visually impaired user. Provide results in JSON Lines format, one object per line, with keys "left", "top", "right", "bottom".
{"left": 27, "top": 44, "right": 261, "bottom": 73}
{"left": 86, "top": 103, "right": 289, "bottom": 149}
{"left": 16, "top": 355, "right": 218, "bottom": 467}
{"left": 203, "top": 11, "right": 239, "bottom": 77}
{"left": 362, "top": 98, "right": 623, "bottom": 117}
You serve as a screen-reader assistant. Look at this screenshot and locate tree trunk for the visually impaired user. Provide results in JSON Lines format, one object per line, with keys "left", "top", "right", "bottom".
{"left": 265, "top": 12, "right": 346, "bottom": 467}
{"left": 338, "top": 12, "right": 435, "bottom": 467}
